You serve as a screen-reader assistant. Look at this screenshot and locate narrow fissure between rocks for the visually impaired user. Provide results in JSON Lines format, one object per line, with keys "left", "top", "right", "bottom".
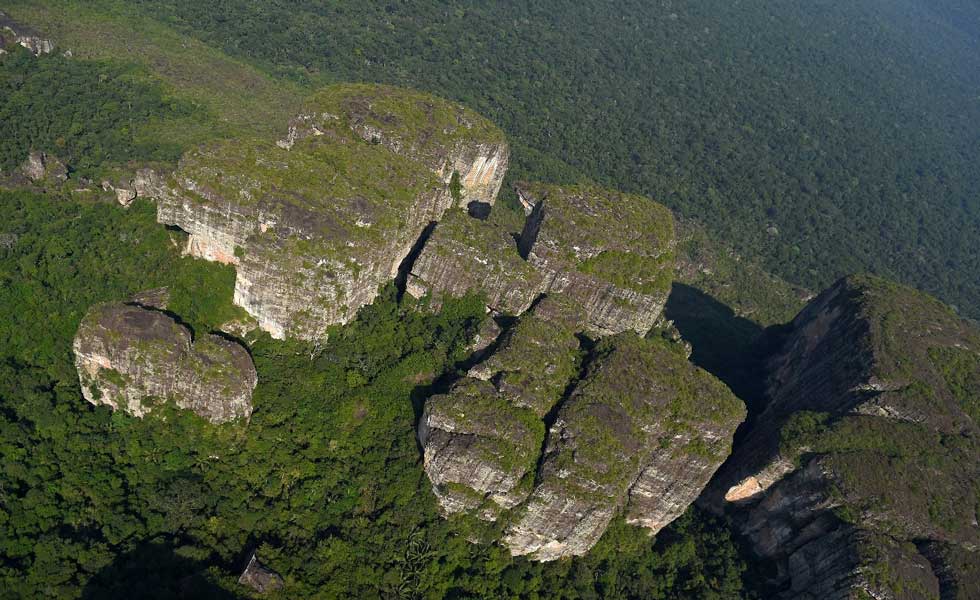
{"left": 395, "top": 221, "right": 438, "bottom": 301}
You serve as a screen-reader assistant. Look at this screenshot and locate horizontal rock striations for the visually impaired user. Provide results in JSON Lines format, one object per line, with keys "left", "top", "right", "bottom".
{"left": 150, "top": 84, "right": 508, "bottom": 340}
{"left": 502, "top": 333, "right": 745, "bottom": 561}
{"left": 516, "top": 183, "right": 676, "bottom": 337}
{"left": 420, "top": 297, "right": 583, "bottom": 517}
{"left": 707, "top": 275, "right": 980, "bottom": 598}
{"left": 406, "top": 209, "right": 544, "bottom": 314}
{"left": 73, "top": 302, "right": 256, "bottom": 423}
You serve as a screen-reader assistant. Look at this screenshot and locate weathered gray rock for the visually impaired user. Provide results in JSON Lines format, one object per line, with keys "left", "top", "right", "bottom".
{"left": 0, "top": 12, "right": 54, "bottom": 56}
{"left": 406, "top": 209, "right": 544, "bottom": 314}
{"left": 149, "top": 84, "right": 507, "bottom": 340}
{"left": 419, "top": 378, "right": 543, "bottom": 518}
{"left": 73, "top": 303, "right": 256, "bottom": 423}
{"left": 279, "top": 84, "right": 509, "bottom": 207}
{"left": 20, "top": 152, "right": 67, "bottom": 183}
{"left": 516, "top": 183, "right": 675, "bottom": 336}
{"left": 502, "top": 333, "right": 744, "bottom": 561}
{"left": 238, "top": 552, "right": 284, "bottom": 594}
{"left": 467, "top": 295, "right": 584, "bottom": 416}
{"left": 708, "top": 275, "right": 980, "bottom": 598}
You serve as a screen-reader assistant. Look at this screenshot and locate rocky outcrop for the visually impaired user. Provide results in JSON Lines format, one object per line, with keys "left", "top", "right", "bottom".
{"left": 707, "top": 275, "right": 980, "bottom": 598}
{"left": 150, "top": 84, "right": 507, "bottom": 340}
{"left": 502, "top": 333, "right": 744, "bottom": 561}
{"left": 20, "top": 152, "right": 67, "bottom": 183}
{"left": 279, "top": 84, "right": 509, "bottom": 207}
{"left": 419, "top": 378, "right": 544, "bottom": 518}
{"left": 73, "top": 303, "right": 256, "bottom": 423}
{"left": 419, "top": 296, "right": 583, "bottom": 516}
{"left": 516, "top": 183, "right": 675, "bottom": 337}
{"left": 238, "top": 552, "right": 284, "bottom": 594}
{"left": 406, "top": 209, "right": 544, "bottom": 314}
{"left": 0, "top": 12, "right": 54, "bottom": 56}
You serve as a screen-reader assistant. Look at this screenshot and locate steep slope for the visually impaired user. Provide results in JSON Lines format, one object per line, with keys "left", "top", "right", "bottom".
{"left": 707, "top": 275, "right": 980, "bottom": 599}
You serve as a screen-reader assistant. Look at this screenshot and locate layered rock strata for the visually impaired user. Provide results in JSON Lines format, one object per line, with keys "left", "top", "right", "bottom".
{"left": 419, "top": 296, "right": 583, "bottom": 516}
{"left": 516, "top": 183, "right": 675, "bottom": 337}
{"left": 73, "top": 303, "right": 256, "bottom": 423}
{"left": 502, "top": 333, "right": 744, "bottom": 561}
{"left": 150, "top": 84, "right": 507, "bottom": 340}
{"left": 406, "top": 210, "right": 544, "bottom": 314}
{"left": 707, "top": 275, "right": 980, "bottom": 598}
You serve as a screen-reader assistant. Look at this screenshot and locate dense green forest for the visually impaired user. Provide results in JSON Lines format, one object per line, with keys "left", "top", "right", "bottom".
{"left": 0, "top": 192, "right": 757, "bottom": 597}
{"left": 112, "top": 0, "right": 980, "bottom": 318}
{"left": 0, "top": 48, "right": 198, "bottom": 178}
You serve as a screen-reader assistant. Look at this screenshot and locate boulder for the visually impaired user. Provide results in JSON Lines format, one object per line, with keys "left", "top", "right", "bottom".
{"left": 73, "top": 303, "right": 256, "bottom": 423}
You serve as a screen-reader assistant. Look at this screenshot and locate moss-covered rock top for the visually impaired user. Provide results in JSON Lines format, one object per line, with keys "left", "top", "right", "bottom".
{"left": 301, "top": 83, "right": 507, "bottom": 165}
{"left": 73, "top": 302, "right": 256, "bottom": 423}
{"left": 175, "top": 133, "right": 441, "bottom": 249}
{"left": 516, "top": 182, "right": 675, "bottom": 295}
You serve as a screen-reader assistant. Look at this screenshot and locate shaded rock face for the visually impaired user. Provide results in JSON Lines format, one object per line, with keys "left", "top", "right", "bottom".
{"left": 406, "top": 209, "right": 544, "bottom": 314}
{"left": 73, "top": 303, "right": 256, "bottom": 423}
{"left": 238, "top": 553, "right": 284, "bottom": 594}
{"left": 152, "top": 84, "right": 505, "bottom": 340}
{"left": 503, "top": 333, "right": 744, "bottom": 561}
{"left": 516, "top": 183, "right": 675, "bottom": 337}
{"left": 707, "top": 275, "right": 980, "bottom": 598}
{"left": 409, "top": 184, "right": 676, "bottom": 334}
{"left": 20, "top": 152, "right": 67, "bottom": 183}
{"left": 0, "top": 12, "right": 54, "bottom": 56}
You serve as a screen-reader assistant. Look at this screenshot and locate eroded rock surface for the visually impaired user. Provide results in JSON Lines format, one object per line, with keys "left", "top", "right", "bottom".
{"left": 152, "top": 84, "right": 506, "bottom": 340}
{"left": 0, "top": 12, "right": 54, "bottom": 56}
{"left": 516, "top": 183, "right": 675, "bottom": 336}
{"left": 279, "top": 84, "right": 509, "bottom": 207}
{"left": 20, "top": 151, "right": 67, "bottom": 183}
{"left": 406, "top": 209, "right": 544, "bottom": 314}
{"left": 503, "top": 333, "right": 744, "bottom": 561}
{"left": 707, "top": 275, "right": 980, "bottom": 598}
{"left": 73, "top": 303, "right": 256, "bottom": 423}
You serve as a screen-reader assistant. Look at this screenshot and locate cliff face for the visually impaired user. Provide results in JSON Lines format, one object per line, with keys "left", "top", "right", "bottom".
{"left": 707, "top": 275, "right": 980, "bottom": 598}
{"left": 502, "top": 333, "right": 744, "bottom": 561}
{"left": 0, "top": 12, "right": 54, "bottom": 56}
{"left": 149, "top": 84, "right": 507, "bottom": 340}
{"left": 73, "top": 303, "right": 256, "bottom": 423}
{"left": 406, "top": 209, "right": 544, "bottom": 314}
{"left": 516, "top": 183, "right": 675, "bottom": 337}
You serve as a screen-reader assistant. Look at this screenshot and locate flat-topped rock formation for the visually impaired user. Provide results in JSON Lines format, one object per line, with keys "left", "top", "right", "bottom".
{"left": 501, "top": 333, "right": 744, "bottom": 561}
{"left": 148, "top": 84, "right": 508, "bottom": 341}
{"left": 73, "top": 302, "right": 256, "bottom": 423}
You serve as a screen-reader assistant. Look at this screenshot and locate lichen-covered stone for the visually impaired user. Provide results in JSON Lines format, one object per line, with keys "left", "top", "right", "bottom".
{"left": 156, "top": 125, "right": 450, "bottom": 339}
{"left": 503, "top": 333, "right": 744, "bottom": 561}
{"left": 467, "top": 295, "right": 584, "bottom": 417}
{"left": 515, "top": 183, "right": 675, "bottom": 336}
{"left": 151, "top": 84, "right": 509, "bottom": 340}
{"left": 73, "top": 303, "right": 256, "bottom": 423}
{"left": 419, "top": 378, "right": 544, "bottom": 517}
{"left": 708, "top": 275, "right": 980, "bottom": 598}
{"left": 280, "top": 83, "right": 509, "bottom": 207}
{"left": 20, "top": 151, "right": 66, "bottom": 183}
{"left": 0, "top": 12, "right": 54, "bottom": 56}
{"left": 406, "top": 209, "right": 544, "bottom": 314}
